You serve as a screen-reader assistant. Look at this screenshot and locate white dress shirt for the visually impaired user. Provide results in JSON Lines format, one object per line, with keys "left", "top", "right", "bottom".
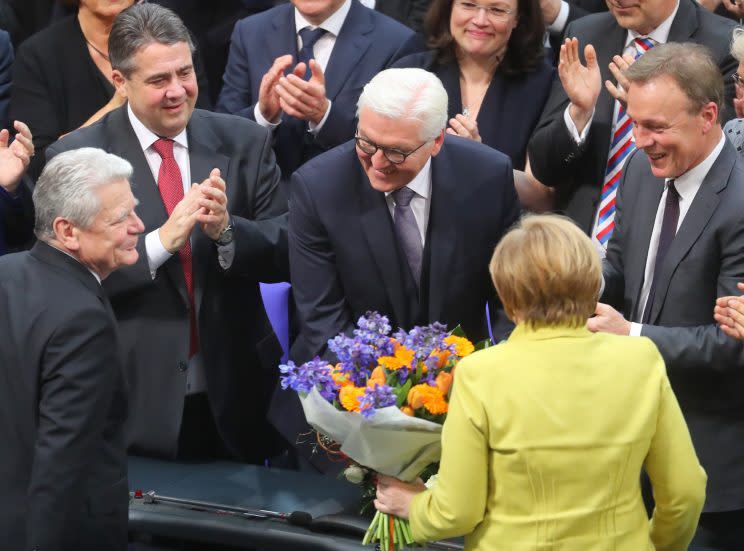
{"left": 384, "top": 158, "right": 432, "bottom": 245}
{"left": 629, "top": 133, "right": 726, "bottom": 336}
{"left": 253, "top": 0, "right": 352, "bottom": 133}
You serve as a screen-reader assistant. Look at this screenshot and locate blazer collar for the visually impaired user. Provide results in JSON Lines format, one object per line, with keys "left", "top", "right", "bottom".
{"left": 30, "top": 241, "right": 103, "bottom": 298}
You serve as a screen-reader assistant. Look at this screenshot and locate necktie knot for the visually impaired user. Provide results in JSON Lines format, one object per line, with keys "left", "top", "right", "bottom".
{"left": 666, "top": 179, "right": 679, "bottom": 199}
{"left": 152, "top": 138, "right": 175, "bottom": 160}
{"left": 633, "top": 37, "right": 657, "bottom": 58}
{"left": 299, "top": 27, "right": 327, "bottom": 52}
{"left": 393, "top": 186, "right": 416, "bottom": 208}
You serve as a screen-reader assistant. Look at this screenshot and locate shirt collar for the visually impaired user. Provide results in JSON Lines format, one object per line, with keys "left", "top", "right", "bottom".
{"left": 294, "top": 0, "right": 351, "bottom": 36}
{"left": 670, "top": 133, "right": 726, "bottom": 200}
{"left": 127, "top": 103, "right": 189, "bottom": 153}
{"left": 384, "top": 158, "right": 432, "bottom": 200}
{"left": 625, "top": 0, "right": 679, "bottom": 47}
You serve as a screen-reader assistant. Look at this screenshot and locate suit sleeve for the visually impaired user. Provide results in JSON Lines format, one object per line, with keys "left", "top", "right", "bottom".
{"left": 225, "top": 125, "right": 289, "bottom": 281}
{"left": 26, "top": 305, "right": 120, "bottom": 549}
{"left": 215, "top": 20, "right": 258, "bottom": 120}
{"left": 409, "top": 357, "right": 488, "bottom": 541}
{"left": 0, "top": 175, "right": 34, "bottom": 250}
{"left": 645, "top": 355, "right": 707, "bottom": 551}
{"left": 288, "top": 170, "right": 354, "bottom": 362}
{"left": 0, "top": 31, "right": 12, "bottom": 129}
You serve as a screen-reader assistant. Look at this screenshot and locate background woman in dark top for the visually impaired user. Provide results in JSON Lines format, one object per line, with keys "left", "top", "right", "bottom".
{"left": 393, "top": 0, "right": 554, "bottom": 170}
{"left": 9, "top": 0, "right": 210, "bottom": 180}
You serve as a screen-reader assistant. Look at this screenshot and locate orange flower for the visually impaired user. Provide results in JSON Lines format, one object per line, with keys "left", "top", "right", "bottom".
{"left": 367, "top": 366, "right": 386, "bottom": 388}
{"left": 331, "top": 364, "right": 353, "bottom": 388}
{"left": 378, "top": 345, "right": 415, "bottom": 371}
{"left": 407, "top": 383, "right": 448, "bottom": 414}
{"left": 444, "top": 335, "right": 474, "bottom": 357}
{"left": 429, "top": 349, "right": 451, "bottom": 369}
{"left": 435, "top": 372, "right": 453, "bottom": 396}
{"left": 400, "top": 406, "right": 414, "bottom": 416}
{"left": 339, "top": 386, "right": 365, "bottom": 412}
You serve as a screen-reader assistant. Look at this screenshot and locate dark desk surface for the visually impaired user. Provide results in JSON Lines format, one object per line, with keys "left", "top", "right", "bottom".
{"left": 128, "top": 456, "right": 462, "bottom": 551}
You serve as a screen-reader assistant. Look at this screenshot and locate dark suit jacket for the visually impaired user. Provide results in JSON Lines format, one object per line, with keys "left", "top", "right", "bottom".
{"left": 393, "top": 50, "right": 555, "bottom": 169}
{"left": 10, "top": 15, "right": 212, "bottom": 181}
{"left": 46, "top": 106, "right": 288, "bottom": 462}
{"left": 528, "top": 0, "right": 738, "bottom": 233}
{"left": 603, "top": 140, "right": 744, "bottom": 513}
{"left": 0, "top": 241, "right": 128, "bottom": 550}
{"left": 215, "top": 0, "right": 422, "bottom": 178}
{"left": 375, "top": 0, "right": 431, "bottom": 33}
{"left": 0, "top": 176, "right": 34, "bottom": 256}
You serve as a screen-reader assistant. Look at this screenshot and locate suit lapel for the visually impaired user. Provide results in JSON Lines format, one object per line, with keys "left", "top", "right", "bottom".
{"left": 426, "top": 153, "right": 458, "bottom": 323}
{"left": 646, "top": 141, "right": 734, "bottom": 323}
{"left": 356, "top": 165, "right": 409, "bottom": 326}
{"left": 187, "top": 113, "right": 231, "bottom": 311}
{"left": 270, "top": 5, "right": 300, "bottom": 73}
{"left": 667, "top": 0, "right": 698, "bottom": 42}
{"left": 324, "top": 1, "right": 374, "bottom": 101}
{"left": 436, "top": 61, "right": 462, "bottom": 120}
{"left": 594, "top": 19, "right": 627, "bottom": 123}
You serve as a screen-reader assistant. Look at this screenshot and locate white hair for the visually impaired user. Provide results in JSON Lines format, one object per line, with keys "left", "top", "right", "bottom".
{"left": 357, "top": 68, "right": 449, "bottom": 142}
{"left": 732, "top": 27, "right": 744, "bottom": 62}
{"left": 34, "top": 148, "right": 134, "bottom": 241}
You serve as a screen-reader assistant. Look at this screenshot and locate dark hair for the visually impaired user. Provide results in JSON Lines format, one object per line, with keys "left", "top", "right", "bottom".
{"left": 423, "top": 0, "right": 546, "bottom": 77}
{"left": 109, "top": 3, "right": 195, "bottom": 77}
{"left": 625, "top": 42, "right": 724, "bottom": 121}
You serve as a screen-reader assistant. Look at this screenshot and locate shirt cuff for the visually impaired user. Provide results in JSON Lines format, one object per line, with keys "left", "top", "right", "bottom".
{"left": 308, "top": 99, "right": 332, "bottom": 134}
{"left": 146, "top": 229, "right": 173, "bottom": 278}
{"left": 547, "top": 0, "right": 569, "bottom": 33}
{"left": 254, "top": 103, "right": 281, "bottom": 129}
{"left": 563, "top": 105, "right": 594, "bottom": 144}
{"left": 217, "top": 241, "right": 235, "bottom": 270}
{"left": 629, "top": 322, "right": 642, "bottom": 337}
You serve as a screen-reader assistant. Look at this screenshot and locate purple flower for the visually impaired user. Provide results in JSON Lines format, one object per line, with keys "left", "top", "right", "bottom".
{"left": 394, "top": 322, "right": 451, "bottom": 362}
{"left": 358, "top": 384, "right": 397, "bottom": 419}
{"left": 279, "top": 357, "right": 337, "bottom": 401}
{"left": 353, "top": 312, "right": 395, "bottom": 356}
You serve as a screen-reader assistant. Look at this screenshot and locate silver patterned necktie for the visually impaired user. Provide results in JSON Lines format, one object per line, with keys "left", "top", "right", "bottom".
{"left": 392, "top": 186, "right": 423, "bottom": 286}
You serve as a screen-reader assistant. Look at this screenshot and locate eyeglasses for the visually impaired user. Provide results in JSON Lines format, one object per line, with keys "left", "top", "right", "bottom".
{"left": 454, "top": 0, "right": 514, "bottom": 21}
{"left": 733, "top": 72, "right": 744, "bottom": 87}
{"left": 354, "top": 135, "right": 428, "bottom": 164}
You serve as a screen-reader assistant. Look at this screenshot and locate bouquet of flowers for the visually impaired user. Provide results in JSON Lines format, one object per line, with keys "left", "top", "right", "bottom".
{"left": 279, "top": 312, "right": 478, "bottom": 550}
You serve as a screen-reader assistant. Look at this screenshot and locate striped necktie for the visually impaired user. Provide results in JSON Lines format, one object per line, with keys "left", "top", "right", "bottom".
{"left": 594, "top": 37, "right": 656, "bottom": 247}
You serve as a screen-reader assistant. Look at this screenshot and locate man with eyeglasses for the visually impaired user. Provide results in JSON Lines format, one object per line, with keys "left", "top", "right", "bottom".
{"left": 723, "top": 27, "right": 744, "bottom": 152}
{"left": 527, "top": 0, "right": 737, "bottom": 242}
{"left": 272, "top": 67, "right": 520, "bottom": 472}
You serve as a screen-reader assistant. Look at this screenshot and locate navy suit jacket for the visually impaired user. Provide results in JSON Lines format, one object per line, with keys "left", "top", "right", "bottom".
{"left": 46, "top": 106, "right": 288, "bottom": 462}
{"left": 216, "top": 0, "right": 422, "bottom": 178}
{"left": 0, "top": 30, "right": 12, "bottom": 130}
{"left": 0, "top": 177, "right": 34, "bottom": 256}
{"left": 528, "top": 0, "right": 737, "bottom": 233}
{"left": 393, "top": 50, "right": 555, "bottom": 170}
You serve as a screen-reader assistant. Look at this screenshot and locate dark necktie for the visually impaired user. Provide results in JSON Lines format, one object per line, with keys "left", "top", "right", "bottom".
{"left": 297, "top": 27, "right": 327, "bottom": 79}
{"left": 392, "top": 186, "right": 423, "bottom": 286}
{"left": 641, "top": 180, "right": 679, "bottom": 324}
{"left": 152, "top": 138, "right": 199, "bottom": 357}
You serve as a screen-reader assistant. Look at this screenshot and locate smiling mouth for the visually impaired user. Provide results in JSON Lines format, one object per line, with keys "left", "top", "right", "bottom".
{"left": 646, "top": 152, "right": 665, "bottom": 161}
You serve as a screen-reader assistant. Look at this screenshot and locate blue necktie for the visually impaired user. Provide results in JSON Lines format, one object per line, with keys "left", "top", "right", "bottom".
{"left": 297, "top": 27, "right": 327, "bottom": 80}
{"left": 392, "top": 187, "right": 423, "bottom": 286}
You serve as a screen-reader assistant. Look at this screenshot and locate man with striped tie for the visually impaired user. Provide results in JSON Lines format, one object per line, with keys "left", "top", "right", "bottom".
{"left": 587, "top": 43, "right": 744, "bottom": 551}
{"left": 527, "top": 0, "right": 737, "bottom": 243}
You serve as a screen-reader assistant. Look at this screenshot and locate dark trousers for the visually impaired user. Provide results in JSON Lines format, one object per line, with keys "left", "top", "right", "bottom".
{"left": 689, "top": 509, "right": 744, "bottom": 551}
{"left": 176, "top": 392, "right": 233, "bottom": 461}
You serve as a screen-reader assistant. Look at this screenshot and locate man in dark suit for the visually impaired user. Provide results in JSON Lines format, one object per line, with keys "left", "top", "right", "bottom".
{"left": 0, "top": 147, "right": 143, "bottom": 551}
{"left": 215, "top": 0, "right": 422, "bottom": 180}
{"left": 375, "top": 0, "right": 431, "bottom": 32}
{"left": 47, "top": 3, "right": 288, "bottom": 463}
{"left": 587, "top": 43, "right": 744, "bottom": 550}
{"left": 0, "top": 120, "right": 34, "bottom": 255}
{"left": 0, "top": 30, "right": 12, "bottom": 130}
{"left": 274, "top": 68, "right": 519, "bottom": 470}
{"left": 527, "top": 0, "right": 737, "bottom": 238}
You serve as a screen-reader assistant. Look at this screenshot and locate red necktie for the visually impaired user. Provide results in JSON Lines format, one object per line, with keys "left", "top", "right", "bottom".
{"left": 152, "top": 138, "right": 198, "bottom": 357}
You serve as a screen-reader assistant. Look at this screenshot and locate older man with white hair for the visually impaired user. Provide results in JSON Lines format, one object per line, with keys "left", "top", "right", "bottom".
{"left": 272, "top": 67, "right": 520, "bottom": 471}
{"left": 0, "top": 147, "right": 143, "bottom": 550}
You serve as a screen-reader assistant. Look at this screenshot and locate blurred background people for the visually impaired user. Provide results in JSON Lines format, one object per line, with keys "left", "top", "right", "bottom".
{"left": 0, "top": 29, "right": 12, "bottom": 130}
{"left": 0, "top": 147, "right": 143, "bottom": 551}
{"left": 374, "top": 0, "right": 432, "bottom": 33}
{"left": 393, "top": 0, "right": 554, "bottom": 171}
{"left": 375, "top": 214, "right": 706, "bottom": 550}
{"left": 724, "top": 27, "right": 744, "bottom": 151}
{"left": 0, "top": 120, "right": 34, "bottom": 256}
{"left": 8, "top": 0, "right": 211, "bottom": 181}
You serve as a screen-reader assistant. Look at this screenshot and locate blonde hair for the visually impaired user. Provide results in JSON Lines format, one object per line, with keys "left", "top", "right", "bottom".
{"left": 489, "top": 215, "right": 601, "bottom": 328}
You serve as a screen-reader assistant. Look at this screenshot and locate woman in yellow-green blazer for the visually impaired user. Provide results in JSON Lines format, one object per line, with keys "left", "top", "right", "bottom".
{"left": 375, "top": 215, "right": 706, "bottom": 551}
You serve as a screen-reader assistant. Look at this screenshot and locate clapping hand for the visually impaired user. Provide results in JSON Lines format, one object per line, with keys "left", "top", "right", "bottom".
{"left": 714, "top": 282, "right": 744, "bottom": 340}
{"left": 447, "top": 114, "right": 482, "bottom": 142}
{"left": 559, "top": 38, "right": 602, "bottom": 135}
{"left": 276, "top": 59, "right": 330, "bottom": 126}
{"left": 605, "top": 52, "right": 637, "bottom": 107}
{"left": 0, "top": 121, "right": 34, "bottom": 194}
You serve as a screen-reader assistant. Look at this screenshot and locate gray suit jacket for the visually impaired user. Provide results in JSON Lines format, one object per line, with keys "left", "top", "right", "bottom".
{"left": 46, "top": 106, "right": 288, "bottom": 462}
{"left": 528, "top": 0, "right": 737, "bottom": 233}
{"left": 603, "top": 139, "right": 744, "bottom": 512}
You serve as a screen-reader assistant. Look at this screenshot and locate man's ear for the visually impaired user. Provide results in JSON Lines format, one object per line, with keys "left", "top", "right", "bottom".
{"left": 52, "top": 217, "right": 81, "bottom": 252}
{"left": 112, "top": 70, "right": 128, "bottom": 99}
{"left": 700, "top": 101, "right": 718, "bottom": 133}
{"left": 430, "top": 129, "right": 446, "bottom": 157}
